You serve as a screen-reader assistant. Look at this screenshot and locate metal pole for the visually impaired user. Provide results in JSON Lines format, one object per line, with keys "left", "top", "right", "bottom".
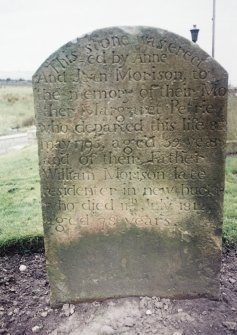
{"left": 212, "top": 0, "right": 216, "bottom": 57}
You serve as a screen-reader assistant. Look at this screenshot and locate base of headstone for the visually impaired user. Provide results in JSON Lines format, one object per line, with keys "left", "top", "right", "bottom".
{"left": 46, "top": 227, "right": 221, "bottom": 305}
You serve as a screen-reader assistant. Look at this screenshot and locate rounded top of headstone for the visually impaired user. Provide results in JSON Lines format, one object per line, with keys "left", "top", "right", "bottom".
{"left": 33, "top": 25, "right": 227, "bottom": 80}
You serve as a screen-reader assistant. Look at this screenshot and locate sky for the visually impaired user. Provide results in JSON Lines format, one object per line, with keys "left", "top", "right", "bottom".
{"left": 0, "top": 0, "right": 236, "bottom": 85}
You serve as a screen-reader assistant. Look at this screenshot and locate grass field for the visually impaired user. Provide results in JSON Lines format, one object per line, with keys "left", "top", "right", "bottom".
{"left": 0, "top": 85, "right": 34, "bottom": 135}
{"left": 0, "top": 145, "right": 236, "bottom": 249}
{"left": 0, "top": 145, "right": 42, "bottom": 248}
{"left": 227, "top": 95, "right": 237, "bottom": 141}
{"left": 224, "top": 156, "right": 237, "bottom": 247}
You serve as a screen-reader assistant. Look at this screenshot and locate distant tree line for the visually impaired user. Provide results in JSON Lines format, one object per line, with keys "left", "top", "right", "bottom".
{"left": 0, "top": 78, "right": 32, "bottom": 86}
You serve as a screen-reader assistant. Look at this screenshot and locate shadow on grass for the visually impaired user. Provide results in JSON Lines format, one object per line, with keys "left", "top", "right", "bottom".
{"left": 0, "top": 236, "right": 44, "bottom": 256}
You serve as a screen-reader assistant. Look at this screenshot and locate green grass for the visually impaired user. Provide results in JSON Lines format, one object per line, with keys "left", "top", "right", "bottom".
{"left": 0, "top": 145, "right": 236, "bottom": 250}
{"left": 0, "top": 85, "right": 34, "bottom": 135}
{"left": 0, "top": 144, "right": 43, "bottom": 249}
{"left": 227, "top": 95, "right": 237, "bottom": 141}
{"left": 224, "top": 156, "right": 237, "bottom": 247}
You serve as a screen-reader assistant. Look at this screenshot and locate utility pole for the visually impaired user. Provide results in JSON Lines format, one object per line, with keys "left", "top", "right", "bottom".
{"left": 212, "top": 0, "right": 216, "bottom": 57}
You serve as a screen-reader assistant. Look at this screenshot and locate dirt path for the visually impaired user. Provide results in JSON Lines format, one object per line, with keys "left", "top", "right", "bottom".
{"left": 0, "top": 249, "right": 236, "bottom": 335}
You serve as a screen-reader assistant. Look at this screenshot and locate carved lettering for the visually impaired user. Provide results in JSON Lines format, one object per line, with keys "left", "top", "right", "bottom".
{"left": 33, "top": 26, "right": 228, "bottom": 303}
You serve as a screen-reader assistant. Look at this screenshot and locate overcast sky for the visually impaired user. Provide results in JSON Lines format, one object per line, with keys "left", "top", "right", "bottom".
{"left": 0, "top": 0, "right": 236, "bottom": 85}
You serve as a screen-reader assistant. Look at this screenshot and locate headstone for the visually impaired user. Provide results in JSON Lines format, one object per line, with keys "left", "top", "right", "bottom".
{"left": 33, "top": 26, "right": 228, "bottom": 306}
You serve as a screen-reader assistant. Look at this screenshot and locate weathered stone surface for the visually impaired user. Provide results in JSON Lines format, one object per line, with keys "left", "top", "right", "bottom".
{"left": 33, "top": 26, "right": 228, "bottom": 305}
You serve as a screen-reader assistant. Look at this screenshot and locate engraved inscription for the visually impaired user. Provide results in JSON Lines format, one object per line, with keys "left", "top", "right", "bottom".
{"left": 33, "top": 26, "right": 228, "bottom": 303}
{"left": 33, "top": 31, "right": 228, "bottom": 232}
